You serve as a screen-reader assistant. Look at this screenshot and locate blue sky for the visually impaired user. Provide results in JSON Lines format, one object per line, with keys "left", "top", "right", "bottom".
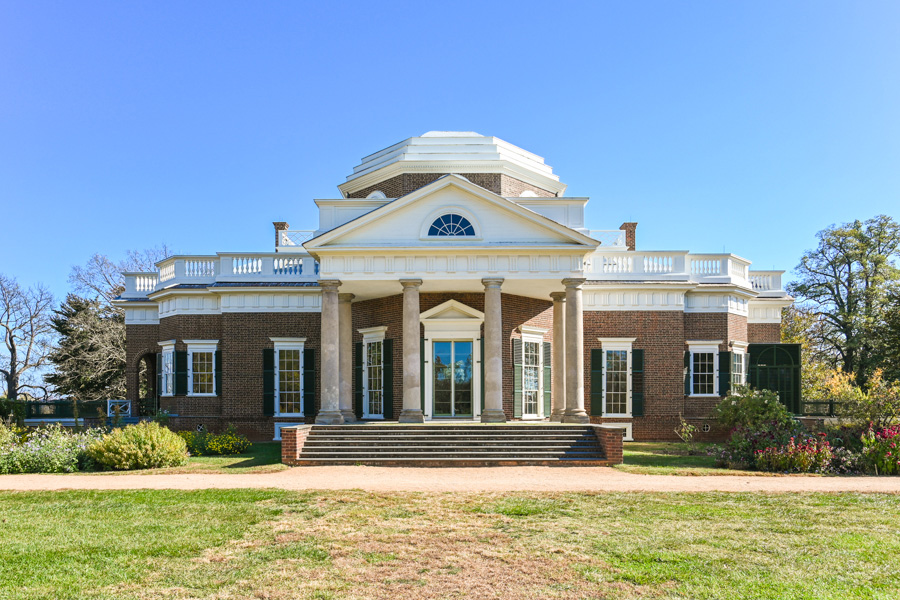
{"left": 2, "top": 1, "right": 898, "bottom": 300}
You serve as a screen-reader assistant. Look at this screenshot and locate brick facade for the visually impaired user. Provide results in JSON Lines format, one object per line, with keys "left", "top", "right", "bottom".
{"left": 349, "top": 173, "right": 556, "bottom": 199}
{"left": 749, "top": 322, "right": 781, "bottom": 343}
{"left": 127, "top": 299, "right": 769, "bottom": 442}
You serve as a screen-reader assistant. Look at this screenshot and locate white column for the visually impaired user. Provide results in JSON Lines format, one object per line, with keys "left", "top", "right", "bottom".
{"left": 338, "top": 293, "right": 356, "bottom": 422}
{"left": 562, "top": 278, "right": 590, "bottom": 423}
{"left": 399, "top": 279, "right": 425, "bottom": 423}
{"left": 315, "top": 280, "right": 344, "bottom": 424}
{"left": 481, "top": 277, "right": 506, "bottom": 423}
{"left": 549, "top": 291, "right": 567, "bottom": 422}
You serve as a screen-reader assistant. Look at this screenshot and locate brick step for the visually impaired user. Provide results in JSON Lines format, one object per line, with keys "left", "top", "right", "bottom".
{"left": 303, "top": 440, "right": 603, "bottom": 447}
{"left": 306, "top": 432, "right": 595, "bottom": 438}
{"left": 298, "top": 449, "right": 605, "bottom": 457}
{"left": 313, "top": 426, "right": 592, "bottom": 432}
{"left": 302, "top": 444, "right": 603, "bottom": 451}
{"left": 299, "top": 450, "right": 605, "bottom": 460}
{"left": 289, "top": 458, "right": 615, "bottom": 467}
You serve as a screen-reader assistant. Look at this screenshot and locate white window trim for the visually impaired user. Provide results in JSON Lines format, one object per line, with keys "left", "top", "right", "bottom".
{"left": 419, "top": 205, "right": 483, "bottom": 240}
{"left": 519, "top": 327, "right": 548, "bottom": 419}
{"left": 687, "top": 340, "right": 721, "bottom": 397}
{"left": 731, "top": 343, "right": 748, "bottom": 387}
{"left": 271, "top": 337, "right": 306, "bottom": 417}
{"left": 185, "top": 340, "right": 218, "bottom": 397}
{"left": 359, "top": 327, "right": 388, "bottom": 419}
{"left": 599, "top": 338, "right": 634, "bottom": 417}
{"left": 158, "top": 340, "right": 176, "bottom": 397}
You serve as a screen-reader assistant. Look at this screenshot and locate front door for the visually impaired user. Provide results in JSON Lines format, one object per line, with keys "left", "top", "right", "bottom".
{"left": 433, "top": 340, "right": 473, "bottom": 417}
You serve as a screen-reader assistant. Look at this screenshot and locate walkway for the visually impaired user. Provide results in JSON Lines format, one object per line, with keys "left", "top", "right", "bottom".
{"left": 2, "top": 467, "right": 900, "bottom": 493}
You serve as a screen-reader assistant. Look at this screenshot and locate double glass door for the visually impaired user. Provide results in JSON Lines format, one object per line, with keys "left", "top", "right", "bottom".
{"left": 433, "top": 341, "right": 473, "bottom": 417}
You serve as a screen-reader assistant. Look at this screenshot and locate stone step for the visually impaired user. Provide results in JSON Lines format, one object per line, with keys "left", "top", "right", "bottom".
{"left": 298, "top": 452, "right": 605, "bottom": 459}
{"left": 302, "top": 444, "right": 603, "bottom": 451}
{"left": 290, "top": 458, "right": 615, "bottom": 467}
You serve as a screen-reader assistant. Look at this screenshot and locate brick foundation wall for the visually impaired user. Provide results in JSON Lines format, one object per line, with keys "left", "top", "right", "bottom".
{"left": 349, "top": 173, "right": 556, "bottom": 198}
{"left": 280, "top": 425, "right": 312, "bottom": 464}
{"left": 749, "top": 322, "right": 781, "bottom": 343}
{"left": 593, "top": 425, "right": 625, "bottom": 464}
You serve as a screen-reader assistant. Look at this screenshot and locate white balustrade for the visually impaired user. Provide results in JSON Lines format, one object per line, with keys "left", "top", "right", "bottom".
{"left": 589, "top": 230, "right": 627, "bottom": 248}
{"left": 280, "top": 230, "right": 316, "bottom": 247}
{"left": 184, "top": 259, "right": 216, "bottom": 278}
{"left": 274, "top": 256, "right": 303, "bottom": 275}
{"left": 159, "top": 262, "right": 175, "bottom": 282}
{"left": 232, "top": 256, "right": 263, "bottom": 275}
{"left": 748, "top": 271, "right": 784, "bottom": 292}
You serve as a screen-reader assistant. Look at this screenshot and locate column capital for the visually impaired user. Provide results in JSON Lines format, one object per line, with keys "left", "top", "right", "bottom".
{"left": 550, "top": 291, "right": 567, "bottom": 302}
{"left": 399, "top": 278, "right": 423, "bottom": 289}
{"left": 337, "top": 293, "right": 355, "bottom": 303}
{"left": 561, "top": 277, "right": 587, "bottom": 289}
{"left": 318, "top": 279, "right": 342, "bottom": 292}
{"left": 482, "top": 277, "right": 504, "bottom": 290}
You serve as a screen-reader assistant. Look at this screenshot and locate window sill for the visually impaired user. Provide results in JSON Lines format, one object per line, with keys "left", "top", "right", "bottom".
{"left": 363, "top": 415, "right": 385, "bottom": 420}
{"left": 603, "top": 413, "right": 632, "bottom": 418}
{"left": 187, "top": 394, "right": 219, "bottom": 398}
{"left": 689, "top": 394, "right": 720, "bottom": 398}
{"left": 275, "top": 413, "right": 305, "bottom": 418}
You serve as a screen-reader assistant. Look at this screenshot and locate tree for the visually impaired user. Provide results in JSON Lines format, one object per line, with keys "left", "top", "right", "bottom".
{"left": 46, "top": 246, "right": 171, "bottom": 402}
{"left": 0, "top": 275, "right": 55, "bottom": 402}
{"left": 788, "top": 215, "right": 900, "bottom": 389}
{"left": 780, "top": 304, "right": 833, "bottom": 400}
{"left": 45, "top": 295, "right": 126, "bottom": 402}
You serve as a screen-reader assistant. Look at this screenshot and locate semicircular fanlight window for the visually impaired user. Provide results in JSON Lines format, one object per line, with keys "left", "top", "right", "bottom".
{"left": 428, "top": 214, "right": 475, "bottom": 237}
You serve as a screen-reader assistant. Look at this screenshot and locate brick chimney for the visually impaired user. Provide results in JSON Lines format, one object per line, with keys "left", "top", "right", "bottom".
{"left": 273, "top": 222, "right": 290, "bottom": 247}
{"left": 620, "top": 222, "right": 637, "bottom": 251}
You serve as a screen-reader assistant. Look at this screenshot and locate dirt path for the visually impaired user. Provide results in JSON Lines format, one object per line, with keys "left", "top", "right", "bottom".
{"left": 2, "top": 467, "right": 900, "bottom": 493}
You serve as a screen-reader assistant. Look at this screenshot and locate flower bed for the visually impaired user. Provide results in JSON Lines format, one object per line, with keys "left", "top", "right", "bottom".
{"left": 755, "top": 436, "right": 833, "bottom": 473}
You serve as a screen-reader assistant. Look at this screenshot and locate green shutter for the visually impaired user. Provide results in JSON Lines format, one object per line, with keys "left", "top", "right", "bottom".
{"left": 480, "top": 338, "right": 485, "bottom": 412}
{"left": 155, "top": 352, "right": 162, "bottom": 400}
{"left": 420, "top": 338, "right": 425, "bottom": 411}
{"left": 543, "top": 341, "right": 552, "bottom": 418}
{"left": 684, "top": 350, "right": 691, "bottom": 396}
{"left": 354, "top": 342, "right": 364, "bottom": 418}
{"left": 262, "top": 348, "right": 275, "bottom": 417}
{"left": 590, "top": 348, "right": 604, "bottom": 415}
{"left": 632, "top": 392, "right": 645, "bottom": 417}
{"left": 719, "top": 351, "right": 732, "bottom": 397}
{"left": 174, "top": 350, "right": 188, "bottom": 396}
{"left": 383, "top": 339, "right": 394, "bottom": 420}
{"left": 632, "top": 349, "right": 644, "bottom": 373}
{"left": 513, "top": 338, "right": 523, "bottom": 418}
{"left": 303, "top": 348, "right": 316, "bottom": 417}
{"left": 214, "top": 350, "right": 222, "bottom": 397}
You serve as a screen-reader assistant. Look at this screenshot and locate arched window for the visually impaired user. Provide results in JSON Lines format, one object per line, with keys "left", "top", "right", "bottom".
{"left": 428, "top": 213, "right": 476, "bottom": 236}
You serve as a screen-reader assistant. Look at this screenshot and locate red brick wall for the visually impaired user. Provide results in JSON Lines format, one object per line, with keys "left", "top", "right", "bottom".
{"left": 125, "top": 323, "right": 160, "bottom": 403}
{"left": 749, "top": 322, "right": 781, "bottom": 343}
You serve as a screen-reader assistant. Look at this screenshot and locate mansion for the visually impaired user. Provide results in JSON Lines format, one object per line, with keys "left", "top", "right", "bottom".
{"left": 117, "top": 132, "right": 795, "bottom": 442}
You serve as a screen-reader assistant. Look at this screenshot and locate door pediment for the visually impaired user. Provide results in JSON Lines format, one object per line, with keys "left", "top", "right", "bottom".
{"left": 420, "top": 299, "right": 484, "bottom": 323}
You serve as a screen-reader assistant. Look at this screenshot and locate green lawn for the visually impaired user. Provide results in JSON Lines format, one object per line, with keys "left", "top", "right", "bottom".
{"left": 0, "top": 490, "right": 898, "bottom": 599}
{"left": 617, "top": 442, "right": 772, "bottom": 476}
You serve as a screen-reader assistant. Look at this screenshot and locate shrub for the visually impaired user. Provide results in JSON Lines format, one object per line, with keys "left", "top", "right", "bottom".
{"left": 861, "top": 425, "right": 900, "bottom": 475}
{"left": 87, "top": 421, "right": 187, "bottom": 470}
{"left": 830, "top": 370, "right": 900, "bottom": 430}
{"left": 755, "top": 435, "right": 833, "bottom": 473}
{"left": 0, "top": 423, "right": 102, "bottom": 474}
{"left": 178, "top": 425, "right": 252, "bottom": 456}
{"left": 715, "top": 386, "right": 794, "bottom": 431}
{"left": 830, "top": 446, "right": 866, "bottom": 474}
{"left": 714, "top": 419, "right": 805, "bottom": 469}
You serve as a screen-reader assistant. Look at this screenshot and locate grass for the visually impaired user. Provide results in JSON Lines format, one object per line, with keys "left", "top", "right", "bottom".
{"left": 0, "top": 489, "right": 898, "bottom": 599}
{"left": 616, "top": 442, "right": 774, "bottom": 476}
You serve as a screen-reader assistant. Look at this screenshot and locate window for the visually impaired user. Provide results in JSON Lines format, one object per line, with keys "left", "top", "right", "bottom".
{"left": 732, "top": 350, "right": 746, "bottom": 386}
{"left": 186, "top": 341, "right": 218, "bottom": 396}
{"left": 360, "top": 326, "right": 388, "bottom": 418}
{"left": 428, "top": 213, "right": 475, "bottom": 236}
{"left": 365, "top": 340, "right": 383, "bottom": 417}
{"left": 277, "top": 348, "right": 302, "bottom": 415}
{"left": 687, "top": 342, "right": 720, "bottom": 396}
{"left": 159, "top": 342, "right": 175, "bottom": 397}
{"left": 599, "top": 338, "right": 635, "bottom": 416}
{"left": 523, "top": 341, "right": 541, "bottom": 416}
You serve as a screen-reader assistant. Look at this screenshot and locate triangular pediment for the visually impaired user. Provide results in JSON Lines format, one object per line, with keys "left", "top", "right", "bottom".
{"left": 420, "top": 299, "right": 484, "bottom": 322}
{"left": 304, "top": 174, "right": 597, "bottom": 252}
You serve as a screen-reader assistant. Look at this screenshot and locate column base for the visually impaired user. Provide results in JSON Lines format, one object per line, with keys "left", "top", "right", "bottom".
{"left": 480, "top": 409, "right": 507, "bottom": 423}
{"left": 562, "top": 411, "right": 590, "bottom": 424}
{"left": 340, "top": 410, "right": 357, "bottom": 423}
{"left": 315, "top": 411, "right": 345, "bottom": 425}
{"left": 549, "top": 412, "right": 564, "bottom": 423}
{"left": 398, "top": 409, "right": 425, "bottom": 423}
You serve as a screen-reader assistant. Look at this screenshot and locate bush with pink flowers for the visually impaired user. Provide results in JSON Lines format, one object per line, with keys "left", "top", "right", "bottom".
{"left": 754, "top": 435, "right": 834, "bottom": 473}
{"left": 861, "top": 424, "right": 900, "bottom": 475}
